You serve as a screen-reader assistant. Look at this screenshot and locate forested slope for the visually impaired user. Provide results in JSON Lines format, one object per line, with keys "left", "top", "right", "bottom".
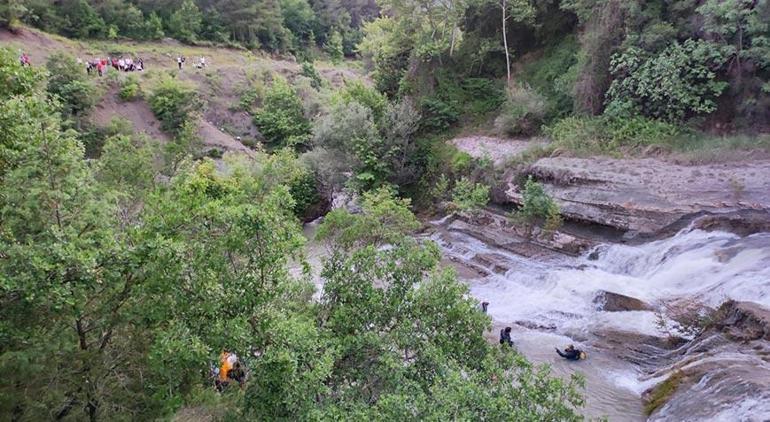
{"left": 2, "top": 0, "right": 770, "bottom": 420}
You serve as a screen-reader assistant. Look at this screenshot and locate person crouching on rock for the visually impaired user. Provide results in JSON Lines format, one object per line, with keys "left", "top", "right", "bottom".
{"left": 499, "top": 326, "right": 514, "bottom": 347}
{"left": 556, "top": 344, "right": 583, "bottom": 360}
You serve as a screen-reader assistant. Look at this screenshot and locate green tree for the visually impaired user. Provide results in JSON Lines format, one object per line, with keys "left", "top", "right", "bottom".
{"left": 316, "top": 187, "right": 420, "bottom": 250}
{"left": 312, "top": 100, "right": 386, "bottom": 190}
{"left": 58, "top": 0, "right": 105, "bottom": 38}
{"left": 0, "top": 0, "right": 26, "bottom": 30}
{"left": 167, "top": 0, "right": 202, "bottom": 42}
{"left": 281, "top": 0, "right": 317, "bottom": 50}
{"left": 45, "top": 52, "right": 97, "bottom": 120}
{"left": 253, "top": 77, "right": 311, "bottom": 148}
{"left": 697, "top": 0, "right": 770, "bottom": 87}
{"left": 144, "top": 12, "right": 165, "bottom": 39}
{"left": 148, "top": 78, "right": 202, "bottom": 134}
{"left": 325, "top": 29, "right": 344, "bottom": 63}
{"left": 606, "top": 40, "right": 728, "bottom": 121}
{"left": 239, "top": 186, "right": 585, "bottom": 419}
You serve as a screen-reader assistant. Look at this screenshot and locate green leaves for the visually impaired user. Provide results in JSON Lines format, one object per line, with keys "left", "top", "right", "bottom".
{"left": 149, "top": 78, "right": 202, "bottom": 135}
{"left": 316, "top": 187, "right": 420, "bottom": 250}
{"left": 168, "top": 0, "right": 202, "bottom": 43}
{"left": 45, "top": 52, "right": 98, "bottom": 119}
{"left": 606, "top": 40, "right": 728, "bottom": 122}
{"left": 450, "top": 176, "right": 489, "bottom": 213}
{"left": 514, "top": 176, "right": 562, "bottom": 235}
{"left": 253, "top": 77, "right": 311, "bottom": 148}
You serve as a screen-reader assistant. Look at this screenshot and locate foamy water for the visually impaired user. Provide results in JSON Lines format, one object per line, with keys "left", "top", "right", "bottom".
{"left": 436, "top": 229, "right": 770, "bottom": 330}
{"left": 301, "top": 217, "right": 770, "bottom": 420}
{"left": 431, "top": 226, "right": 770, "bottom": 420}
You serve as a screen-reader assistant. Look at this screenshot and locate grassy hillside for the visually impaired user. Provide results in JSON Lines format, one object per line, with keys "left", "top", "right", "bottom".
{"left": 1, "top": 26, "right": 367, "bottom": 155}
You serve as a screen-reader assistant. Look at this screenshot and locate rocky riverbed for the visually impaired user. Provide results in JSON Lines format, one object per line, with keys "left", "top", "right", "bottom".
{"left": 306, "top": 139, "right": 770, "bottom": 420}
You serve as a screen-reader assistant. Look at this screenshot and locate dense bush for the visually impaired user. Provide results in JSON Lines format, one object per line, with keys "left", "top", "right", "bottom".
{"left": 167, "top": 0, "right": 202, "bottom": 43}
{"left": 45, "top": 52, "right": 97, "bottom": 119}
{"left": 520, "top": 36, "right": 579, "bottom": 120}
{"left": 606, "top": 40, "right": 728, "bottom": 122}
{"left": 494, "top": 83, "right": 547, "bottom": 136}
{"left": 254, "top": 77, "right": 311, "bottom": 148}
{"left": 149, "top": 78, "right": 202, "bottom": 134}
{"left": 118, "top": 75, "right": 141, "bottom": 101}
{"left": 358, "top": 17, "right": 412, "bottom": 97}
{"left": 312, "top": 100, "right": 385, "bottom": 190}
{"left": 451, "top": 177, "right": 489, "bottom": 213}
{"left": 300, "top": 62, "right": 323, "bottom": 90}
{"left": 337, "top": 80, "right": 388, "bottom": 121}
{"left": 289, "top": 169, "right": 323, "bottom": 220}
{"left": 325, "top": 30, "right": 344, "bottom": 63}
{"left": 419, "top": 97, "right": 459, "bottom": 132}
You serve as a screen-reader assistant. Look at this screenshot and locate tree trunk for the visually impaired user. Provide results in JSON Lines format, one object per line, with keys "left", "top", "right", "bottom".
{"left": 502, "top": 0, "right": 510, "bottom": 82}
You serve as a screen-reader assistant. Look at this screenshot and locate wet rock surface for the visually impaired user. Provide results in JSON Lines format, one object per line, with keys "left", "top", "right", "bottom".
{"left": 642, "top": 301, "right": 770, "bottom": 420}
{"left": 593, "top": 290, "right": 654, "bottom": 312}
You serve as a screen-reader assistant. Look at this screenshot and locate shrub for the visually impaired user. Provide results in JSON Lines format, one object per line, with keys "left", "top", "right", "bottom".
{"left": 419, "top": 97, "right": 459, "bottom": 132}
{"left": 514, "top": 176, "right": 562, "bottom": 236}
{"left": 428, "top": 72, "right": 505, "bottom": 120}
{"left": 237, "top": 79, "right": 264, "bottom": 112}
{"left": 325, "top": 30, "right": 344, "bottom": 64}
{"left": 312, "top": 101, "right": 385, "bottom": 191}
{"left": 300, "top": 62, "right": 323, "bottom": 90}
{"left": 494, "top": 83, "right": 547, "bottom": 136}
{"left": 606, "top": 40, "right": 728, "bottom": 122}
{"left": 164, "top": 119, "right": 202, "bottom": 172}
{"left": 253, "top": 77, "right": 311, "bottom": 148}
{"left": 118, "top": 76, "right": 141, "bottom": 101}
{"left": 337, "top": 80, "right": 387, "bottom": 121}
{"left": 206, "top": 148, "right": 223, "bottom": 159}
{"left": 520, "top": 36, "right": 579, "bottom": 120}
{"left": 450, "top": 177, "right": 489, "bottom": 213}
{"left": 289, "top": 170, "right": 323, "bottom": 220}
{"left": 149, "top": 78, "right": 202, "bottom": 134}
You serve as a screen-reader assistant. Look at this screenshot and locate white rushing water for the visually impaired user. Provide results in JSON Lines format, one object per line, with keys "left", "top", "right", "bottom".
{"left": 435, "top": 229, "right": 770, "bottom": 331}
{"left": 302, "top": 219, "right": 770, "bottom": 420}
{"left": 430, "top": 226, "right": 770, "bottom": 420}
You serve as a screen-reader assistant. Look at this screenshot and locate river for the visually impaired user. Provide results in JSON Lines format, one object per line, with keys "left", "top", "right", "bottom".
{"left": 301, "top": 217, "right": 770, "bottom": 420}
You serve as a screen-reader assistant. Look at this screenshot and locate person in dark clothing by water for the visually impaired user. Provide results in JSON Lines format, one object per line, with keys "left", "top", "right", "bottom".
{"left": 499, "top": 326, "right": 513, "bottom": 347}
{"left": 555, "top": 344, "right": 583, "bottom": 360}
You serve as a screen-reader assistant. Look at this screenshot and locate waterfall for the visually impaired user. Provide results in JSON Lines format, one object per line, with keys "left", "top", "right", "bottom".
{"left": 430, "top": 224, "right": 770, "bottom": 420}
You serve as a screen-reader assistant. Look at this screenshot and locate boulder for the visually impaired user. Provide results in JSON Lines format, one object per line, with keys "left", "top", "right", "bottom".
{"left": 709, "top": 300, "right": 770, "bottom": 342}
{"left": 593, "top": 290, "right": 653, "bottom": 312}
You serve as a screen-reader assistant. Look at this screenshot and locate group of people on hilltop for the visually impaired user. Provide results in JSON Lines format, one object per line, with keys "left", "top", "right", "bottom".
{"left": 84, "top": 56, "right": 145, "bottom": 76}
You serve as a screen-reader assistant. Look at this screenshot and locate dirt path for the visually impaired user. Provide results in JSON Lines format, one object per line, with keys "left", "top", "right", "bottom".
{"left": 450, "top": 135, "right": 548, "bottom": 165}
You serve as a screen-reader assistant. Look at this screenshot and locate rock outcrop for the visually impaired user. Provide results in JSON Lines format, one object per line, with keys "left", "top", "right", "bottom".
{"left": 504, "top": 157, "right": 770, "bottom": 237}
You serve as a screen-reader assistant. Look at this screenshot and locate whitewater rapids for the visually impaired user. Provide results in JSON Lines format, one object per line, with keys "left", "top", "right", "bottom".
{"left": 430, "top": 224, "right": 770, "bottom": 421}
